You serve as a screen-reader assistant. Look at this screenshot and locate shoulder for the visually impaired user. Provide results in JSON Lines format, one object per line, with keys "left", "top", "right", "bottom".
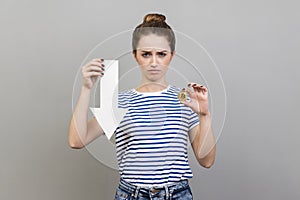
{"left": 118, "top": 88, "right": 134, "bottom": 108}
{"left": 119, "top": 88, "right": 133, "bottom": 96}
{"left": 167, "top": 85, "right": 183, "bottom": 95}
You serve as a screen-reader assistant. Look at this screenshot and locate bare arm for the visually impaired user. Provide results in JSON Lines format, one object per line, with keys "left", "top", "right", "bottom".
{"left": 189, "top": 113, "right": 216, "bottom": 168}
{"left": 184, "top": 82, "right": 216, "bottom": 168}
{"left": 68, "top": 58, "right": 105, "bottom": 149}
{"left": 68, "top": 87, "right": 105, "bottom": 149}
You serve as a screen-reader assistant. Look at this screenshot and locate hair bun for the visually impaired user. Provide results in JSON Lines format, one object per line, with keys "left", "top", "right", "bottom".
{"left": 143, "top": 13, "right": 166, "bottom": 23}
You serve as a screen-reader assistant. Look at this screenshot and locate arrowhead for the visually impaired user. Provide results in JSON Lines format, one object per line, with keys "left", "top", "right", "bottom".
{"left": 90, "top": 107, "right": 128, "bottom": 142}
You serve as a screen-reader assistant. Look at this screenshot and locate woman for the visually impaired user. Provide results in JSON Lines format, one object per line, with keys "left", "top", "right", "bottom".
{"left": 68, "top": 13, "right": 216, "bottom": 200}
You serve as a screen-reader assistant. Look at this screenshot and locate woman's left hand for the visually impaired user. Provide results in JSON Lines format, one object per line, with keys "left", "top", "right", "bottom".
{"left": 181, "top": 82, "right": 210, "bottom": 116}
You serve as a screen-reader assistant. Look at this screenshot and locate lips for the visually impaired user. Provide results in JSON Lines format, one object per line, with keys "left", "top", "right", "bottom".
{"left": 148, "top": 70, "right": 160, "bottom": 72}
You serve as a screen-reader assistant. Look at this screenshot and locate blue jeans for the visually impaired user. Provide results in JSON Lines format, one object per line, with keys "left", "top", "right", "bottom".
{"left": 114, "top": 177, "right": 193, "bottom": 200}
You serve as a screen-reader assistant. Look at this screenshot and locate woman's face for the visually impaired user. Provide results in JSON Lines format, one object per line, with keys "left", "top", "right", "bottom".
{"left": 133, "top": 34, "right": 175, "bottom": 83}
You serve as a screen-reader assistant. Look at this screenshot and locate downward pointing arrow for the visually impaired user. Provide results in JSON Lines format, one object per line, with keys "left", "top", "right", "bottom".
{"left": 90, "top": 60, "right": 128, "bottom": 143}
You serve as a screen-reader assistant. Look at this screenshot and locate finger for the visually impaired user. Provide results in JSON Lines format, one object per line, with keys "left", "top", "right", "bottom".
{"left": 187, "top": 82, "right": 197, "bottom": 87}
{"left": 195, "top": 87, "right": 206, "bottom": 95}
{"left": 91, "top": 58, "right": 104, "bottom": 63}
{"left": 184, "top": 87, "right": 193, "bottom": 96}
{"left": 187, "top": 83, "right": 197, "bottom": 93}
{"left": 88, "top": 61, "right": 104, "bottom": 67}
{"left": 178, "top": 92, "right": 191, "bottom": 105}
{"left": 84, "top": 71, "right": 103, "bottom": 78}
{"left": 81, "top": 59, "right": 103, "bottom": 70}
{"left": 85, "top": 66, "right": 104, "bottom": 73}
{"left": 200, "top": 86, "right": 208, "bottom": 92}
{"left": 82, "top": 62, "right": 99, "bottom": 71}
{"left": 191, "top": 84, "right": 202, "bottom": 93}
{"left": 181, "top": 99, "right": 190, "bottom": 107}
{"left": 82, "top": 67, "right": 100, "bottom": 75}
{"left": 187, "top": 82, "right": 202, "bottom": 90}
{"left": 196, "top": 85, "right": 208, "bottom": 94}
{"left": 189, "top": 83, "right": 207, "bottom": 93}
{"left": 83, "top": 63, "right": 105, "bottom": 73}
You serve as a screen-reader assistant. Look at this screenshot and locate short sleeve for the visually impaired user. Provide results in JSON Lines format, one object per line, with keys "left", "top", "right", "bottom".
{"left": 189, "top": 110, "right": 200, "bottom": 131}
{"left": 118, "top": 91, "right": 130, "bottom": 109}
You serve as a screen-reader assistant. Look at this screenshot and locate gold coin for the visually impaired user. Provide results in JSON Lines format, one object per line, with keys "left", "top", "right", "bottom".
{"left": 178, "top": 89, "right": 188, "bottom": 103}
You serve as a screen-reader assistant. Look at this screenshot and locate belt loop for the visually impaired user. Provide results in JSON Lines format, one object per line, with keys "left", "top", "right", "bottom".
{"left": 164, "top": 185, "right": 169, "bottom": 200}
{"left": 133, "top": 186, "right": 140, "bottom": 199}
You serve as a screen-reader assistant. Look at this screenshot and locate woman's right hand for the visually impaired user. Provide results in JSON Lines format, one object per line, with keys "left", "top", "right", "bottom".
{"left": 81, "top": 58, "right": 105, "bottom": 90}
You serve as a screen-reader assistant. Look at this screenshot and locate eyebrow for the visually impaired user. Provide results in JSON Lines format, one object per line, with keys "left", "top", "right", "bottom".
{"left": 141, "top": 50, "right": 168, "bottom": 53}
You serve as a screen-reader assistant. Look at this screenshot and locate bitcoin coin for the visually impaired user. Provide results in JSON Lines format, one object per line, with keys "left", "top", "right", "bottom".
{"left": 178, "top": 88, "right": 188, "bottom": 103}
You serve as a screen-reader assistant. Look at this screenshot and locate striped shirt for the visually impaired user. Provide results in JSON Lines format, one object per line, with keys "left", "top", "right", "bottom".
{"left": 114, "top": 84, "right": 199, "bottom": 187}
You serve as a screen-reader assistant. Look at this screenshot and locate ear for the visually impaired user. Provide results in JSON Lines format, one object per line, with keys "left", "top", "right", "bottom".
{"left": 170, "top": 50, "right": 176, "bottom": 59}
{"left": 132, "top": 50, "right": 138, "bottom": 61}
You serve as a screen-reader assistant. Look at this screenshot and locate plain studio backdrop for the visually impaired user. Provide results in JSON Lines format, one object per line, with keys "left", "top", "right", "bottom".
{"left": 1, "top": 0, "right": 299, "bottom": 199}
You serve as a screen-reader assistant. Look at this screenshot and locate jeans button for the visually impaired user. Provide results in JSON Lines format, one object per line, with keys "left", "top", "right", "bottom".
{"left": 151, "top": 188, "right": 158, "bottom": 193}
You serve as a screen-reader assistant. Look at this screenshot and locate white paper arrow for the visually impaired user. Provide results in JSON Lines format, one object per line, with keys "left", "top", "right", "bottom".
{"left": 90, "top": 60, "right": 128, "bottom": 143}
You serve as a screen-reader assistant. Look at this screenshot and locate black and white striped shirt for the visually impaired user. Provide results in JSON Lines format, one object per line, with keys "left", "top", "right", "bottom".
{"left": 114, "top": 84, "right": 199, "bottom": 187}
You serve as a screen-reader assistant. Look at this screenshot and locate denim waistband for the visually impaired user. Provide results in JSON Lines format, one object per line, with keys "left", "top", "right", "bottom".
{"left": 118, "top": 177, "right": 189, "bottom": 199}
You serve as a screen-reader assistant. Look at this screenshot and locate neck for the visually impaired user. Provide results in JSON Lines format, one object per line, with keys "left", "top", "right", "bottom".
{"left": 136, "top": 81, "right": 169, "bottom": 93}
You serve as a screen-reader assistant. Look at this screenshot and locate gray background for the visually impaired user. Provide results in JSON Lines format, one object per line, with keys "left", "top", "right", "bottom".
{"left": 1, "top": 0, "right": 299, "bottom": 199}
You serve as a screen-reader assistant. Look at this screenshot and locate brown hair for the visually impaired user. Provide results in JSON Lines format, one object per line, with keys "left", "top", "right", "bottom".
{"left": 132, "top": 13, "right": 176, "bottom": 54}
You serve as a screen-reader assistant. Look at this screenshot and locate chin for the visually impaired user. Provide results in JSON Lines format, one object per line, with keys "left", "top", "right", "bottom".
{"left": 148, "top": 74, "right": 162, "bottom": 79}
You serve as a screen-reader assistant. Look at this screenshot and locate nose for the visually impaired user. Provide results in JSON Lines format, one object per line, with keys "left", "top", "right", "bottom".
{"left": 150, "top": 54, "right": 157, "bottom": 67}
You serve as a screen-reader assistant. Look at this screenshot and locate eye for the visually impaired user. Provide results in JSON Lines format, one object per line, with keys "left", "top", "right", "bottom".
{"left": 158, "top": 52, "right": 167, "bottom": 57}
{"left": 142, "top": 52, "right": 151, "bottom": 57}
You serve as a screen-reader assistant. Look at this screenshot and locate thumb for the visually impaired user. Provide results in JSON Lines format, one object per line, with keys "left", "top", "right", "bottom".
{"left": 181, "top": 98, "right": 191, "bottom": 107}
